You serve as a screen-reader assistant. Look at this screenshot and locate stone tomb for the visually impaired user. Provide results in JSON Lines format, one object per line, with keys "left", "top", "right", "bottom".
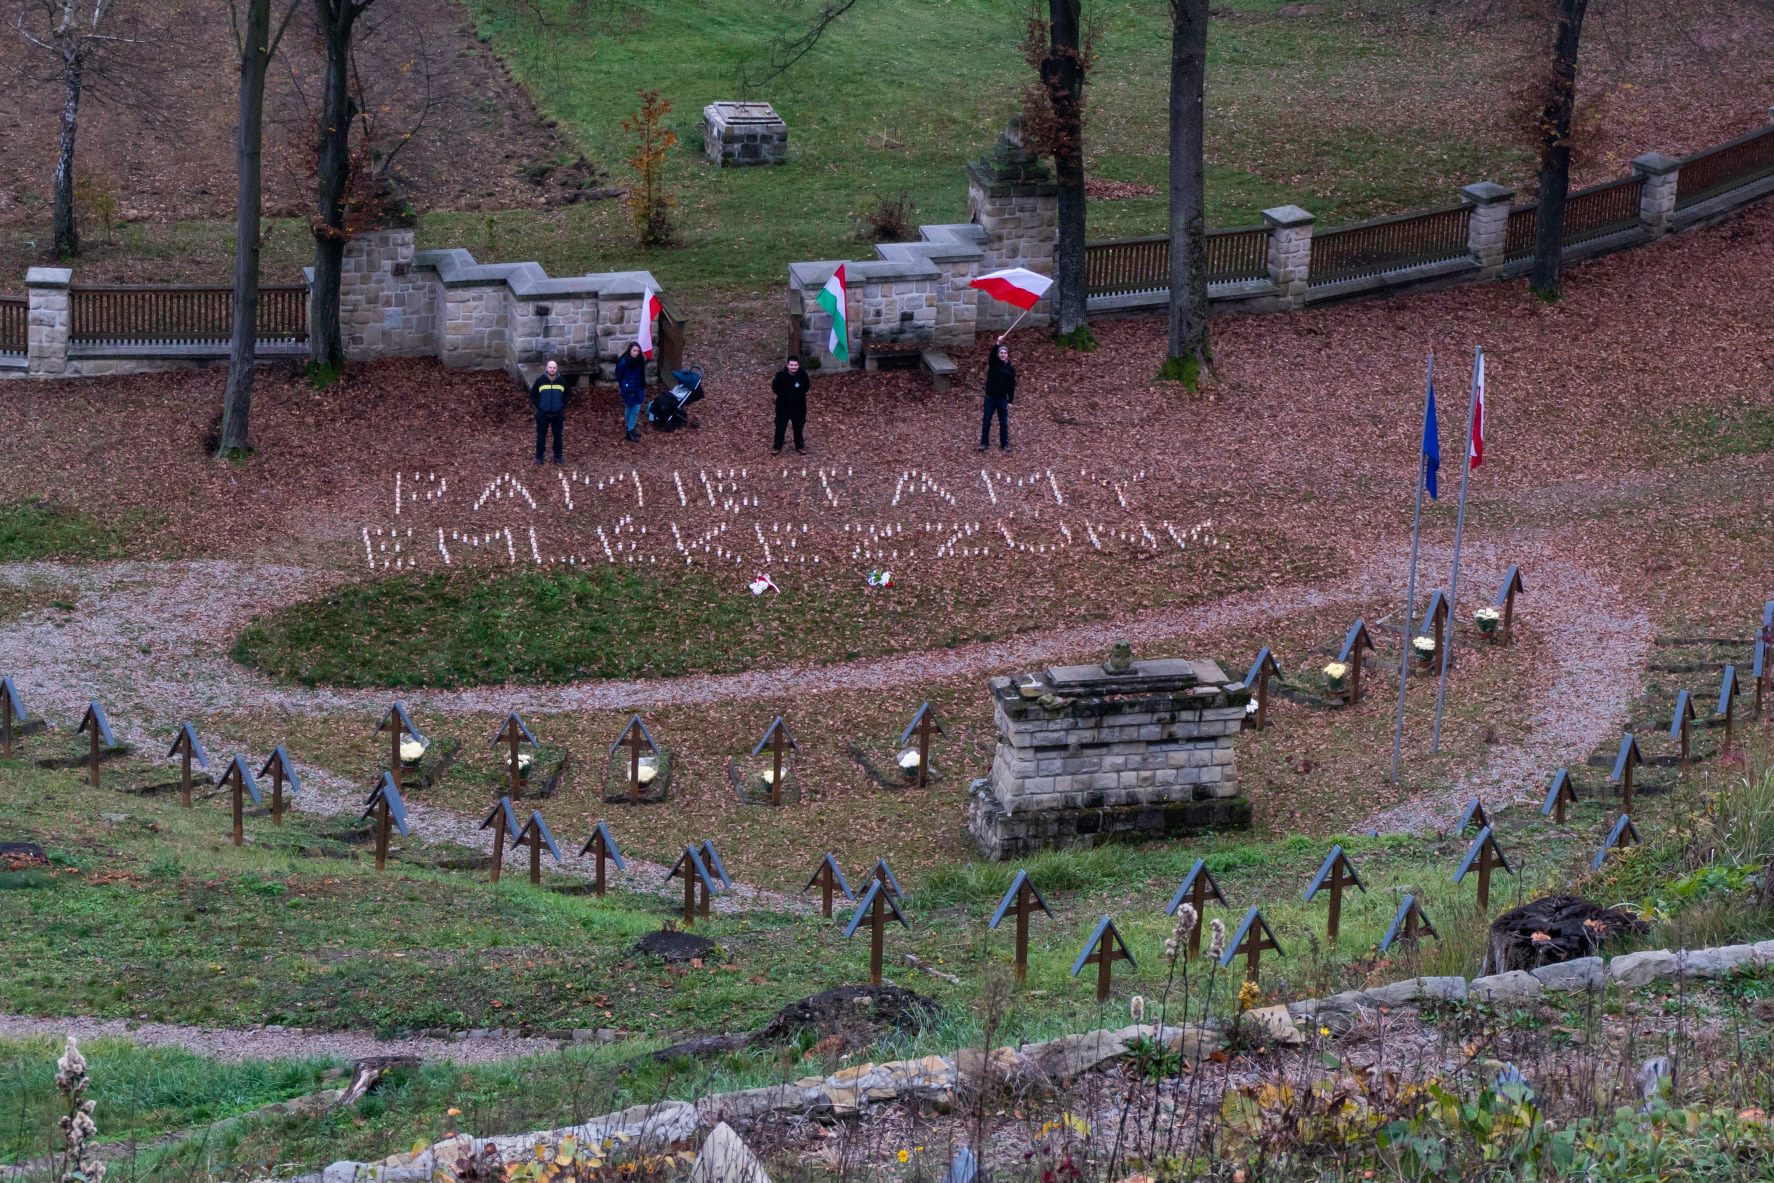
{"left": 703, "top": 103, "right": 789, "bottom": 167}
{"left": 968, "top": 656, "right": 1252, "bottom": 860}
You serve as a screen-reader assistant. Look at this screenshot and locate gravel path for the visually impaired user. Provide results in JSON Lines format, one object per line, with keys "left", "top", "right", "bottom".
{"left": 0, "top": 540, "right": 1644, "bottom": 852}
{"left": 0, "top": 1012, "right": 574, "bottom": 1065}
{"left": 1359, "top": 552, "right": 1653, "bottom": 834}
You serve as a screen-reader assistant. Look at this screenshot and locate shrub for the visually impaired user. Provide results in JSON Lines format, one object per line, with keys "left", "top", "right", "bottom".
{"left": 623, "top": 90, "right": 678, "bottom": 247}
{"left": 856, "top": 190, "right": 918, "bottom": 243}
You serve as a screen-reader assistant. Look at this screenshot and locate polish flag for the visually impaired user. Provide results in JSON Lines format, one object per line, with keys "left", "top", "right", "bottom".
{"left": 1469, "top": 349, "right": 1485, "bottom": 469}
{"left": 969, "top": 267, "right": 1053, "bottom": 311}
{"left": 635, "top": 286, "right": 664, "bottom": 358}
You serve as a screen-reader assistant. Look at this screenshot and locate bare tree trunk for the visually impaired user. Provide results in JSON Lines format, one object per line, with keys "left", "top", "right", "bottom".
{"left": 1529, "top": 0, "right": 1589, "bottom": 300}
{"left": 1046, "top": 0, "right": 1088, "bottom": 340}
{"left": 52, "top": 57, "right": 83, "bottom": 259}
{"left": 309, "top": 0, "right": 369, "bottom": 372}
{"left": 219, "top": 0, "right": 277, "bottom": 457}
{"left": 1163, "top": 0, "right": 1209, "bottom": 386}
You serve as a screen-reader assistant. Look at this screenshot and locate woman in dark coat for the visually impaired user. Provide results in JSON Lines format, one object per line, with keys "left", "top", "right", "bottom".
{"left": 614, "top": 342, "right": 648, "bottom": 442}
{"left": 980, "top": 339, "right": 1014, "bottom": 451}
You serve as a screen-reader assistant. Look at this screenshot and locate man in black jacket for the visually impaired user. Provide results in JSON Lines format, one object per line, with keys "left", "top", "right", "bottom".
{"left": 980, "top": 339, "right": 1014, "bottom": 451}
{"left": 530, "top": 359, "right": 568, "bottom": 464}
{"left": 771, "top": 356, "right": 811, "bottom": 453}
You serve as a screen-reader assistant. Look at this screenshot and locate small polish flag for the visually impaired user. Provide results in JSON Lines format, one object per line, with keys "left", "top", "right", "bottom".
{"left": 635, "top": 285, "right": 664, "bottom": 358}
{"left": 969, "top": 267, "right": 1053, "bottom": 311}
{"left": 1469, "top": 348, "right": 1485, "bottom": 469}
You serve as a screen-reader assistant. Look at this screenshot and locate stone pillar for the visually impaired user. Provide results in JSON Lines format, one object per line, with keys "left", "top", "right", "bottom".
{"left": 1460, "top": 182, "right": 1515, "bottom": 277}
{"left": 339, "top": 227, "right": 434, "bottom": 361}
{"left": 967, "top": 118, "right": 1058, "bottom": 332}
{"left": 1261, "top": 205, "right": 1314, "bottom": 308}
{"left": 968, "top": 657, "right": 1252, "bottom": 861}
{"left": 25, "top": 267, "right": 71, "bottom": 378}
{"left": 1631, "top": 153, "right": 1681, "bottom": 237}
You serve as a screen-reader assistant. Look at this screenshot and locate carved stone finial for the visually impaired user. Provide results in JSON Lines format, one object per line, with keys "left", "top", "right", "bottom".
{"left": 1105, "top": 640, "right": 1135, "bottom": 675}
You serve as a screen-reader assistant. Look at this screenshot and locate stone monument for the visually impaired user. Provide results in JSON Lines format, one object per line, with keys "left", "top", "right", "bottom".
{"left": 703, "top": 103, "right": 789, "bottom": 167}
{"left": 968, "top": 647, "right": 1252, "bottom": 860}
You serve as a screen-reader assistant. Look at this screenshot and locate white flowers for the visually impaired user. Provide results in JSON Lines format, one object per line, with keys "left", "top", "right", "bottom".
{"left": 56, "top": 1036, "right": 105, "bottom": 1183}
{"left": 897, "top": 748, "right": 921, "bottom": 770}
{"left": 516, "top": 753, "right": 532, "bottom": 773}
{"left": 399, "top": 738, "right": 427, "bottom": 765}
{"left": 1244, "top": 699, "right": 1260, "bottom": 716}
{"left": 1322, "top": 662, "right": 1349, "bottom": 681}
{"left": 637, "top": 756, "right": 658, "bottom": 785}
{"left": 1412, "top": 635, "right": 1437, "bottom": 654}
{"left": 1474, "top": 607, "right": 1500, "bottom": 623}
{"left": 761, "top": 768, "right": 777, "bottom": 785}
{"left": 749, "top": 572, "right": 779, "bottom": 596}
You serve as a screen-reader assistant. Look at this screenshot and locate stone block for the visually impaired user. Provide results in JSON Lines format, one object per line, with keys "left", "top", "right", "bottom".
{"left": 1470, "top": 971, "right": 1543, "bottom": 1005}
{"left": 1608, "top": 949, "right": 1679, "bottom": 988}
{"left": 1531, "top": 957, "right": 1604, "bottom": 992}
{"left": 1677, "top": 944, "right": 1759, "bottom": 978}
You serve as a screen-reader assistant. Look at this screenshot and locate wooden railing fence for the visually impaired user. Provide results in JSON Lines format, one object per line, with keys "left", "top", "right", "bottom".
{"left": 1676, "top": 126, "right": 1774, "bottom": 210}
{"left": 1084, "top": 225, "right": 1270, "bottom": 298}
{"left": 1307, "top": 205, "right": 1471, "bottom": 288}
{"left": 0, "top": 295, "right": 25, "bottom": 355}
{"left": 1561, "top": 176, "right": 1644, "bottom": 246}
{"left": 69, "top": 285, "right": 307, "bottom": 346}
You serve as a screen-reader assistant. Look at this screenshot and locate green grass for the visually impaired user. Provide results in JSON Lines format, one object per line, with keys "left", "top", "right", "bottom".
{"left": 0, "top": 501, "right": 126, "bottom": 563}
{"left": 0, "top": 1037, "right": 334, "bottom": 1165}
{"left": 231, "top": 566, "right": 1037, "bottom": 688}
{"left": 448, "top": 0, "right": 1530, "bottom": 296}
{"left": 1670, "top": 402, "right": 1774, "bottom": 462}
{"left": 0, "top": 729, "right": 1771, "bottom": 1177}
{"left": 4, "top": 0, "right": 1540, "bottom": 298}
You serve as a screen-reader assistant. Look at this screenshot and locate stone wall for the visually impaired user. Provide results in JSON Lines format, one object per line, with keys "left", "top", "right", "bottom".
{"left": 338, "top": 229, "right": 436, "bottom": 359}
{"left": 781, "top": 113, "right": 1774, "bottom": 369}
{"left": 969, "top": 657, "right": 1253, "bottom": 860}
{"left": 292, "top": 935, "right": 1774, "bottom": 1183}
{"left": 4, "top": 231, "right": 667, "bottom": 383}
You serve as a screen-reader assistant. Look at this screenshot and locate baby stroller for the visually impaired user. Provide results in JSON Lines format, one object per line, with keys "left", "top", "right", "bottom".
{"left": 647, "top": 367, "right": 704, "bottom": 432}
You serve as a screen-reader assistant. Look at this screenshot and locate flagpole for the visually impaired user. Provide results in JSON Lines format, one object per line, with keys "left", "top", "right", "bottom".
{"left": 999, "top": 307, "right": 1032, "bottom": 339}
{"left": 1431, "top": 345, "right": 1482, "bottom": 754}
{"left": 1391, "top": 354, "right": 1433, "bottom": 783}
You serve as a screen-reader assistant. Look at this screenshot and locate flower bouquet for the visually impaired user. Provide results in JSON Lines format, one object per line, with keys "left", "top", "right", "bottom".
{"left": 1412, "top": 635, "right": 1437, "bottom": 664}
{"left": 1474, "top": 606, "right": 1501, "bottom": 635}
{"left": 749, "top": 572, "right": 779, "bottom": 596}
{"left": 1322, "top": 661, "right": 1349, "bottom": 692}
{"left": 867, "top": 569, "right": 894, "bottom": 589}
{"left": 399, "top": 737, "right": 428, "bottom": 768}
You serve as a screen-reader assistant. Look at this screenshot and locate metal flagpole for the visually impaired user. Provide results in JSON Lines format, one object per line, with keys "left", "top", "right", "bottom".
{"left": 1431, "top": 345, "right": 1482, "bottom": 754}
{"left": 1391, "top": 354, "right": 1433, "bottom": 783}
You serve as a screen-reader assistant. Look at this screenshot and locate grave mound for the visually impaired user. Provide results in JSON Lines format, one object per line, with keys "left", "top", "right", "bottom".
{"left": 1484, "top": 894, "right": 1648, "bottom": 973}
{"left": 652, "top": 985, "right": 940, "bottom": 1062}
{"left": 637, "top": 928, "right": 719, "bottom": 963}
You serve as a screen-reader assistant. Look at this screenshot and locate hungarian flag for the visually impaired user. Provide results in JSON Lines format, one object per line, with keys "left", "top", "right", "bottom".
{"left": 1469, "top": 348, "right": 1485, "bottom": 469}
{"left": 635, "top": 285, "right": 663, "bottom": 358}
{"left": 970, "top": 267, "right": 1053, "bottom": 310}
{"left": 816, "top": 265, "right": 849, "bottom": 364}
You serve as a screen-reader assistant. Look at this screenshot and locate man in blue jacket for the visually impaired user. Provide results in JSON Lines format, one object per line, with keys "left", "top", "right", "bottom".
{"left": 530, "top": 359, "right": 568, "bottom": 464}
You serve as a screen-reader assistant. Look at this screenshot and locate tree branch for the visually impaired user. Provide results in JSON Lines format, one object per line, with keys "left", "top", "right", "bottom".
{"left": 737, "top": 0, "right": 861, "bottom": 90}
